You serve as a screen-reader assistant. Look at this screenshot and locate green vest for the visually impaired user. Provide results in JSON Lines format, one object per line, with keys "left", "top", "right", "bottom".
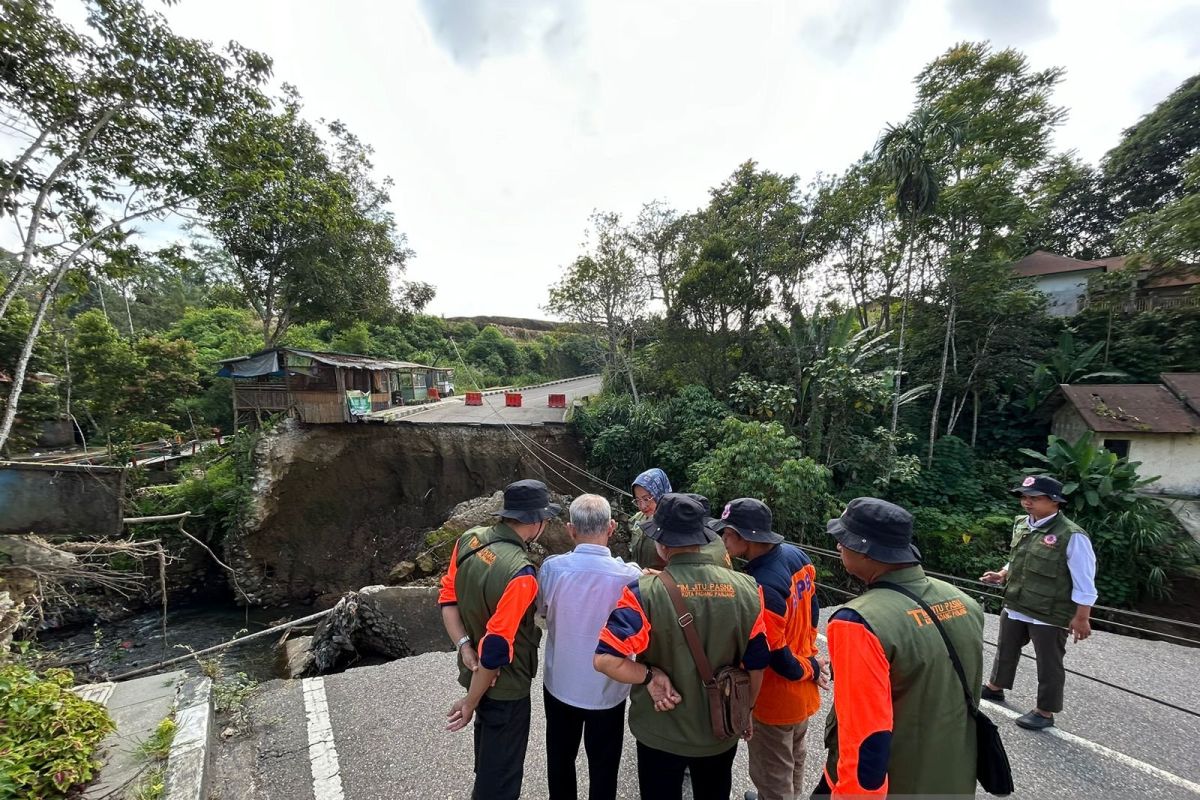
{"left": 453, "top": 523, "right": 542, "bottom": 701}
{"left": 629, "top": 512, "right": 732, "bottom": 570}
{"left": 630, "top": 552, "right": 762, "bottom": 758}
{"left": 825, "top": 567, "right": 984, "bottom": 797}
{"left": 1004, "top": 513, "right": 1081, "bottom": 628}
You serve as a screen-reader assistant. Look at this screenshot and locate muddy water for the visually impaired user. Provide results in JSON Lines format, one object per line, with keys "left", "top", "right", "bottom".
{"left": 37, "top": 603, "right": 315, "bottom": 683}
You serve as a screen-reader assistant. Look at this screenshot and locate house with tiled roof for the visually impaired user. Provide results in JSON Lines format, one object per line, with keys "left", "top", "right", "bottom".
{"left": 1050, "top": 374, "right": 1200, "bottom": 496}
{"left": 1011, "top": 251, "right": 1200, "bottom": 317}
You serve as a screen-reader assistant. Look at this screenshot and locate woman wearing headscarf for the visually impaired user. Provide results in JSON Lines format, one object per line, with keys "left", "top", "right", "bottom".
{"left": 628, "top": 469, "right": 731, "bottom": 570}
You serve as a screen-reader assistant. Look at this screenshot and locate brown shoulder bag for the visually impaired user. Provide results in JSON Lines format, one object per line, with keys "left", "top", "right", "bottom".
{"left": 658, "top": 571, "right": 753, "bottom": 740}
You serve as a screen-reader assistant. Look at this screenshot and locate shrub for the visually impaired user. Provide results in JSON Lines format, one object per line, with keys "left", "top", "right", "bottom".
{"left": 690, "top": 418, "right": 837, "bottom": 542}
{"left": 0, "top": 664, "right": 115, "bottom": 798}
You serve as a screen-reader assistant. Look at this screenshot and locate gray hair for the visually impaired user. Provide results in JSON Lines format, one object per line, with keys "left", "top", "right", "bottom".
{"left": 570, "top": 494, "right": 613, "bottom": 538}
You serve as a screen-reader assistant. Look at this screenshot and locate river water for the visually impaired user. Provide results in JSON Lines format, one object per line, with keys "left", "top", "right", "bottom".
{"left": 36, "top": 602, "right": 316, "bottom": 683}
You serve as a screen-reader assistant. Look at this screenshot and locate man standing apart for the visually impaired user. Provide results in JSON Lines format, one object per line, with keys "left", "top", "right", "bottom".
{"left": 821, "top": 498, "right": 984, "bottom": 797}
{"left": 594, "top": 493, "right": 770, "bottom": 800}
{"left": 439, "top": 479, "right": 559, "bottom": 800}
{"left": 981, "top": 475, "right": 1097, "bottom": 730}
{"left": 713, "top": 498, "right": 828, "bottom": 800}
{"left": 538, "top": 494, "right": 641, "bottom": 800}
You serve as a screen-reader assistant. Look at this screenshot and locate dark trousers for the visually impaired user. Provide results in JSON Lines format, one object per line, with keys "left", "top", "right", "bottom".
{"left": 544, "top": 687, "right": 627, "bottom": 800}
{"left": 635, "top": 740, "right": 737, "bottom": 800}
{"left": 472, "top": 694, "right": 531, "bottom": 800}
{"left": 989, "top": 610, "right": 1069, "bottom": 713}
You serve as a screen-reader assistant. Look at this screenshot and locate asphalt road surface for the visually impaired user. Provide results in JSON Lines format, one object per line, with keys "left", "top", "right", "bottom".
{"left": 210, "top": 606, "right": 1200, "bottom": 799}
{"left": 393, "top": 375, "right": 602, "bottom": 426}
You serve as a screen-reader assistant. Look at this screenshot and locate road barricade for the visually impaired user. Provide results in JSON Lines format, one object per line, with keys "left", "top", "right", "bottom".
{"left": 427, "top": 387, "right": 441, "bottom": 400}
{"left": 505, "top": 393, "right": 523, "bottom": 407}
{"left": 547, "top": 393, "right": 567, "bottom": 408}
{"left": 465, "top": 392, "right": 483, "bottom": 406}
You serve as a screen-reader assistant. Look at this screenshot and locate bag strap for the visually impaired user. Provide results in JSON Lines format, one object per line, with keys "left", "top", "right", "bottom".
{"left": 658, "top": 571, "right": 716, "bottom": 685}
{"left": 873, "top": 581, "right": 979, "bottom": 717}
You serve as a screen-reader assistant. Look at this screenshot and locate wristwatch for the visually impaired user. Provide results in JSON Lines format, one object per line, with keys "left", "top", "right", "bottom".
{"left": 641, "top": 665, "right": 654, "bottom": 686}
{"left": 455, "top": 635, "right": 471, "bottom": 650}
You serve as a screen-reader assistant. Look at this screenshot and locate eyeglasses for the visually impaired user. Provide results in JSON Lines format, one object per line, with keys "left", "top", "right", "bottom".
{"left": 633, "top": 496, "right": 654, "bottom": 507}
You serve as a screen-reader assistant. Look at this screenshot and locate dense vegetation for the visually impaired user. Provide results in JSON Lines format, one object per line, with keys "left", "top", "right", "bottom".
{"left": 1, "top": 4, "right": 1197, "bottom": 607}
{"left": 562, "top": 47, "right": 1200, "bottom": 606}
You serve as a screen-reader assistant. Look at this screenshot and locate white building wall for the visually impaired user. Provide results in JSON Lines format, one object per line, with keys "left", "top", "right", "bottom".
{"left": 1034, "top": 270, "right": 1101, "bottom": 316}
{"left": 1118, "top": 434, "right": 1200, "bottom": 496}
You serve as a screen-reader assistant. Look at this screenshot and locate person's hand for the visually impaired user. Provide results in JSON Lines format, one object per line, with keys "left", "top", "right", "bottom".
{"left": 446, "top": 696, "right": 477, "bottom": 732}
{"left": 815, "top": 655, "right": 831, "bottom": 690}
{"left": 460, "top": 643, "right": 480, "bottom": 672}
{"left": 741, "top": 716, "right": 754, "bottom": 741}
{"left": 1069, "top": 613, "right": 1092, "bottom": 643}
{"left": 980, "top": 569, "right": 1008, "bottom": 586}
{"left": 641, "top": 568, "right": 661, "bottom": 576}
{"left": 647, "top": 669, "right": 681, "bottom": 712}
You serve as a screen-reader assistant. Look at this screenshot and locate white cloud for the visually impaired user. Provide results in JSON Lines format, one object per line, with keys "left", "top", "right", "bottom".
{"left": 137, "top": 0, "right": 1199, "bottom": 319}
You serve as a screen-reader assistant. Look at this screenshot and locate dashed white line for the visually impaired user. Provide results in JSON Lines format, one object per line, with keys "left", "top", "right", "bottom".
{"left": 302, "top": 676, "right": 345, "bottom": 800}
{"left": 816, "top": 632, "right": 1200, "bottom": 794}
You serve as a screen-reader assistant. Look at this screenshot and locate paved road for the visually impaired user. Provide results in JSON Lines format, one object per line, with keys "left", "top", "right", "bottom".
{"left": 399, "top": 375, "right": 602, "bottom": 426}
{"left": 362, "top": 375, "right": 602, "bottom": 426}
{"left": 210, "top": 608, "right": 1200, "bottom": 799}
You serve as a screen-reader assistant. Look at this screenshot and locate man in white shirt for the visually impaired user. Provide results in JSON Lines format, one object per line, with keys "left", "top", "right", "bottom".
{"left": 538, "top": 494, "right": 642, "bottom": 799}
{"left": 980, "top": 475, "right": 1097, "bottom": 730}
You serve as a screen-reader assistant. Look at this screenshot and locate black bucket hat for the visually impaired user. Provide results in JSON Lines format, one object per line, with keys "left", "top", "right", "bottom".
{"left": 827, "top": 497, "right": 921, "bottom": 565}
{"left": 1012, "top": 475, "right": 1068, "bottom": 504}
{"left": 649, "top": 493, "right": 711, "bottom": 547}
{"left": 709, "top": 498, "right": 784, "bottom": 544}
{"left": 492, "top": 479, "right": 561, "bottom": 524}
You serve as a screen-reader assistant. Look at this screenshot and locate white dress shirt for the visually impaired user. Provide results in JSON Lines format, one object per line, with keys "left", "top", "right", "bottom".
{"left": 1005, "top": 513, "right": 1098, "bottom": 627}
{"left": 538, "top": 542, "right": 642, "bottom": 709}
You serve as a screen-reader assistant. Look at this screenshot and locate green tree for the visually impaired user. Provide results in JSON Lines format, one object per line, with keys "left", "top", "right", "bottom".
{"left": 0, "top": 0, "right": 270, "bottom": 451}
{"left": 200, "top": 91, "right": 420, "bottom": 347}
{"left": 690, "top": 418, "right": 836, "bottom": 541}
{"left": 1103, "top": 73, "right": 1200, "bottom": 217}
{"left": 546, "top": 211, "right": 645, "bottom": 400}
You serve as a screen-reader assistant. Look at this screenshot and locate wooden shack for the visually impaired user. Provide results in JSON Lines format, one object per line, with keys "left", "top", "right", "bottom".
{"left": 217, "top": 348, "right": 435, "bottom": 426}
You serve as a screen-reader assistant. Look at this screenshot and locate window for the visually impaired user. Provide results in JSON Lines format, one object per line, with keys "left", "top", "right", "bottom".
{"left": 1103, "top": 439, "right": 1131, "bottom": 459}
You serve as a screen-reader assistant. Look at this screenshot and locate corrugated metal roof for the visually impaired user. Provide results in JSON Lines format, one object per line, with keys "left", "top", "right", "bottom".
{"left": 1059, "top": 384, "right": 1200, "bottom": 434}
{"left": 216, "top": 348, "right": 442, "bottom": 372}
{"left": 1163, "top": 373, "right": 1200, "bottom": 416}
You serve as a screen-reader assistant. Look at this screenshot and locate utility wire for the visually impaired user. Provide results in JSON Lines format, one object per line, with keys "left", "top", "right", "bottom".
{"left": 803, "top": 544, "right": 1200, "bottom": 636}
{"left": 815, "top": 582, "right": 1200, "bottom": 719}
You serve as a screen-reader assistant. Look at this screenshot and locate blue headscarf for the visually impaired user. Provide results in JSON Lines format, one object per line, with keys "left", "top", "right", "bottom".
{"left": 632, "top": 468, "right": 672, "bottom": 501}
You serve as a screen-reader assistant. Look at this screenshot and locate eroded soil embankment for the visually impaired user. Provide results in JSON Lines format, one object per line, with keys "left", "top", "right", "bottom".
{"left": 227, "top": 421, "right": 591, "bottom": 606}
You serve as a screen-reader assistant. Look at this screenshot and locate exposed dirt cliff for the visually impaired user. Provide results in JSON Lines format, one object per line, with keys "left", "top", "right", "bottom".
{"left": 226, "top": 421, "right": 595, "bottom": 606}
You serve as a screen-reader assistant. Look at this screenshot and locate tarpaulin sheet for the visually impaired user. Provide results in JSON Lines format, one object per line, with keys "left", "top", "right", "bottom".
{"left": 346, "top": 390, "right": 371, "bottom": 417}
{"left": 217, "top": 351, "right": 282, "bottom": 378}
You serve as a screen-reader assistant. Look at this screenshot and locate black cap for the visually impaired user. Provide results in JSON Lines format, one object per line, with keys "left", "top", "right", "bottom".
{"left": 827, "top": 497, "right": 921, "bottom": 565}
{"left": 492, "top": 479, "right": 562, "bottom": 524}
{"left": 709, "top": 498, "right": 784, "bottom": 544}
{"left": 649, "top": 493, "right": 711, "bottom": 547}
{"left": 1012, "top": 475, "right": 1067, "bottom": 504}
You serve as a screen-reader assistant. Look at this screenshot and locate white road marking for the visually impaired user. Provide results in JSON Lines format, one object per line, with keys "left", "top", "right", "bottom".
{"left": 72, "top": 681, "right": 116, "bottom": 705}
{"left": 302, "top": 676, "right": 345, "bottom": 800}
{"left": 816, "top": 632, "right": 1200, "bottom": 794}
{"left": 981, "top": 700, "right": 1200, "bottom": 795}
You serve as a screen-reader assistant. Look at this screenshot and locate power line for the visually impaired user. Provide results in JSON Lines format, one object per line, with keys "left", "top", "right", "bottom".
{"left": 815, "top": 581, "right": 1200, "bottom": 719}
{"left": 802, "top": 544, "right": 1200, "bottom": 636}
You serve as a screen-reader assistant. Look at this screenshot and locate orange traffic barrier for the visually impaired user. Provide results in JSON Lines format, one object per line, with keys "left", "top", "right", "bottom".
{"left": 548, "top": 393, "right": 567, "bottom": 408}
{"left": 505, "top": 392, "right": 523, "bottom": 407}
{"left": 465, "top": 392, "right": 483, "bottom": 406}
{"left": 427, "top": 387, "right": 441, "bottom": 400}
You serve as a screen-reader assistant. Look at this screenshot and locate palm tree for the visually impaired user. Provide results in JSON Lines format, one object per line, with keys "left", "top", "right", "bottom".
{"left": 875, "top": 108, "right": 963, "bottom": 434}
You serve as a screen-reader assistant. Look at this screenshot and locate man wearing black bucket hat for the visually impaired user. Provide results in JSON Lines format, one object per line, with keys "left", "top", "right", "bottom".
{"left": 439, "top": 479, "right": 560, "bottom": 800}
{"left": 819, "top": 497, "right": 984, "bottom": 798}
{"left": 711, "top": 498, "right": 827, "bottom": 800}
{"left": 980, "top": 475, "right": 1097, "bottom": 731}
{"left": 594, "top": 493, "right": 770, "bottom": 800}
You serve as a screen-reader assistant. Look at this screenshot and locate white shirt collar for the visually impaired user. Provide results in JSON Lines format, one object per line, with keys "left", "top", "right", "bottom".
{"left": 1028, "top": 512, "right": 1058, "bottom": 528}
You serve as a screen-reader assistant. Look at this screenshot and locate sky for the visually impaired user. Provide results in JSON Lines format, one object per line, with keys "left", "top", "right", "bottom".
{"left": 145, "top": 1, "right": 1198, "bottom": 319}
